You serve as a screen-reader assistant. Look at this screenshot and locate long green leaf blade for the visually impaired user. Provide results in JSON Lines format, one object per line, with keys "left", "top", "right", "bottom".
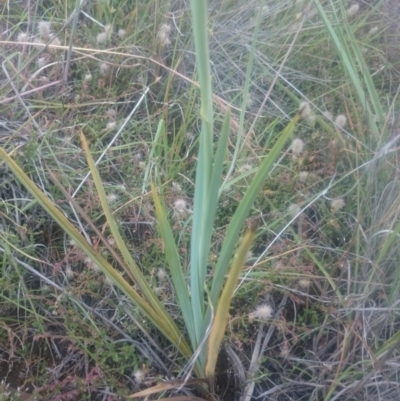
{"left": 80, "top": 132, "right": 189, "bottom": 354}
{"left": 209, "top": 112, "right": 301, "bottom": 309}
{"left": 205, "top": 226, "right": 256, "bottom": 389}
{"left": 151, "top": 183, "right": 196, "bottom": 349}
{"left": 0, "top": 146, "right": 193, "bottom": 359}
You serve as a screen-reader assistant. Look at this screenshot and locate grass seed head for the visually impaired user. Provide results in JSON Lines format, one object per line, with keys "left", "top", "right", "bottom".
{"left": 299, "top": 101, "right": 311, "bottom": 119}
{"left": 298, "top": 278, "right": 310, "bottom": 289}
{"left": 133, "top": 369, "right": 145, "bottom": 383}
{"left": 100, "top": 62, "right": 110, "bottom": 75}
{"left": 106, "top": 121, "right": 117, "bottom": 131}
{"left": 65, "top": 265, "right": 74, "bottom": 279}
{"left": 335, "top": 114, "right": 347, "bottom": 128}
{"left": 37, "top": 57, "right": 46, "bottom": 68}
{"left": 106, "top": 193, "right": 118, "bottom": 203}
{"left": 96, "top": 31, "right": 108, "bottom": 44}
{"left": 331, "top": 198, "right": 345, "bottom": 211}
{"left": 322, "top": 110, "right": 333, "bottom": 120}
{"left": 249, "top": 304, "right": 274, "bottom": 322}
{"left": 346, "top": 4, "right": 360, "bottom": 18}
{"left": 173, "top": 198, "right": 187, "bottom": 214}
{"left": 17, "top": 32, "right": 28, "bottom": 42}
{"left": 288, "top": 203, "right": 301, "bottom": 218}
{"left": 290, "top": 138, "right": 304, "bottom": 154}
{"left": 369, "top": 26, "right": 378, "bottom": 35}
{"left": 158, "top": 23, "right": 172, "bottom": 47}
{"left": 84, "top": 73, "right": 92, "bottom": 82}
{"left": 38, "top": 21, "right": 51, "bottom": 40}
{"left": 156, "top": 268, "right": 168, "bottom": 282}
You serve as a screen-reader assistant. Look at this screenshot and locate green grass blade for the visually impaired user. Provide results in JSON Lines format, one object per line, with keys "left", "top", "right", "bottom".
{"left": 189, "top": 0, "right": 215, "bottom": 347}
{"left": 151, "top": 182, "right": 196, "bottom": 349}
{"left": 80, "top": 132, "right": 190, "bottom": 352}
{"left": 209, "top": 111, "right": 301, "bottom": 309}
{"left": 205, "top": 226, "right": 256, "bottom": 389}
{"left": 0, "top": 146, "right": 193, "bottom": 360}
{"left": 312, "top": 0, "right": 379, "bottom": 136}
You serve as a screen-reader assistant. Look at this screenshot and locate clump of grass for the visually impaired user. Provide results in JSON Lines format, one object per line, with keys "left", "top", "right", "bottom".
{"left": 1, "top": 0, "right": 400, "bottom": 400}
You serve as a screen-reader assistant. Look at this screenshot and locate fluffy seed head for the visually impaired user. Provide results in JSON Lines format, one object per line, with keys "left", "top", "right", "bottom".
{"left": 118, "top": 29, "right": 126, "bottom": 38}
{"left": 298, "top": 171, "right": 310, "bottom": 182}
{"left": 346, "top": 4, "right": 360, "bottom": 18}
{"left": 37, "top": 57, "right": 46, "bottom": 68}
{"left": 156, "top": 268, "right": 168, "bottom": 282}
{"left": 38, "top": 21, "right": 51, "bottom": 40}
{"left": 96, "top": 32, "right": 107, "bottom": 44}
{"left": 84, "top": 73, "right": 92, "bottom": 82}
{"left": 335, "top": 114, "right": 347, "bottom": 128}
{"left": 238, "top": 164, "right": 253, "bottom": 174}
{"left": 173, "top": 198, "right": 187, "bottom": 213}
{"left": 262, "top": 5, "right": 270, "bottom": 16}
{"left": 133, "top": 369, "right": 145, "bottom": 383}
{"left": 17, "top": 32, "right": 28, "bottom": 43}
{"left": 106, "top": 108, "right": 117, "bottom": 120}
{"left": 107, "top": 193, "right": 118, "bottom": 203}
{"left": 104, "top": 24, "right": 113, "bottom": 36}
{"left": 369, "top": 26, "right": 378, "bottom": 35}
{"left": 331, "top": 198, "right": 345, "bottom": 211}
{"left": 290, "top": 138, "right": 304, "bottom": 154}
{"left": 299, "top": 101, "right": 311, "bottom": 119}
{"left": 106, "top": 121, "right": 117, "bottom": 130}
{"left": 249, "top": 304, "right": 274, "bottom": 322}
{"left": 298, "top": 279, "right": 310, "bottom": 289}
{"left": 84, "top": 257, "right": 100, "bottom": 272}
{"left": 158, "top": 24, "right": 172, "bottom": 47}
{"left": 100, "top": 62, "right": 109, "bottom": 75}
{"left": 65, "top": 265, "right": 74, "bottom": 279}
{"left": 322, "top": 110, "right": 333, "bottom": 120}
{"left": 287, "top": 203, "right": 301, "bottom": 218}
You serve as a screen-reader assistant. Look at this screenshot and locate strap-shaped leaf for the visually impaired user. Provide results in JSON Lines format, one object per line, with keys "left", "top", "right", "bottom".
{"left": 80, "top": 132, "right": 191, "bottom": 356}
{"left": 205, "top": 226, "right": 256, "bottom": 389}
{"left": 0, "top": 146, "right": 192, "bottom": 360}
{"left": 151, "top": 182, "right": 196, "bottom": 349}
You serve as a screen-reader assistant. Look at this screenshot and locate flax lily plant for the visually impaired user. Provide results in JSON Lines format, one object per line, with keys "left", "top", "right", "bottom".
{"left": 0, "top": 0, "right": 305, "bottom": 397}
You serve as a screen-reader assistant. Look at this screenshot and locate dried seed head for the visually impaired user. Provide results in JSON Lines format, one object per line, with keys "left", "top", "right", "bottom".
{"left": 298, "top": 171, "right": 310, "bottom": 182}
{"left": 335, "top": 114, "right": 347, "bottom": 129}
{"left": 287, "top": 203, "right": 301, "bottom": 219}
{"left": 369, "top": 26, "right": 378, "bottom": 35}
{"left": 346, "top": 4, "right": 360, "bottom": 18}
{"left": 84, "top": 73, "right": 92, "bottom": 82}
{"left": 173, "top": 198, "right": 187, "bottom": 214}
{"left": 156, "top": 268, "right": 168, "bottom": 282}
{"left": 100, "top": 62, "right": 109, "bottom": 75}
{"left": 158, "top": 24, "right": 172, "bottom": 47}
{"left": 104, "top": 24, "right": 113, "bottom": 37}
{"left": 133, "top": 369, "right": 145, "bottom": 383}
{"left": 299, "top": 101, "right": 311, "bottom": 119}
{"left": 331, "top": 198, "right": 345, "bottom": 211}
{"left": 107, "top": 193, "right": 118, "bottom": 203}
{"left": 17, "top": 32, "right": 28, "bottom": 42}
{"left": 65, "top": 265, "right": 74, "bottom": 279}
{"left": 290, "top": 138, "right": 304, "bottom": 154}
{"left": 298, "top": 278, "right": 310, "bottom": 289}
{"left": 96, "top": 31, "right": 107, "bottom": 44}
{"left": 322, "top": 110, "right": 333, "bottom": 121}
{"left": 106, "top": 121, "right": 117, "bottom": 131}
{"left": 37, "top": 57, "right": 47, "bottom": 68}
{"left": 118, "top": 29, "right": 126, "bottom": 38}
{"left": 249, "top": 304, "right": 274, "bottom": 322}
{"left": 84, "top": 257, "right": 100, "bottom": 272}
{"left": 38, "top": 21, "right": 51, "bottom": 40}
